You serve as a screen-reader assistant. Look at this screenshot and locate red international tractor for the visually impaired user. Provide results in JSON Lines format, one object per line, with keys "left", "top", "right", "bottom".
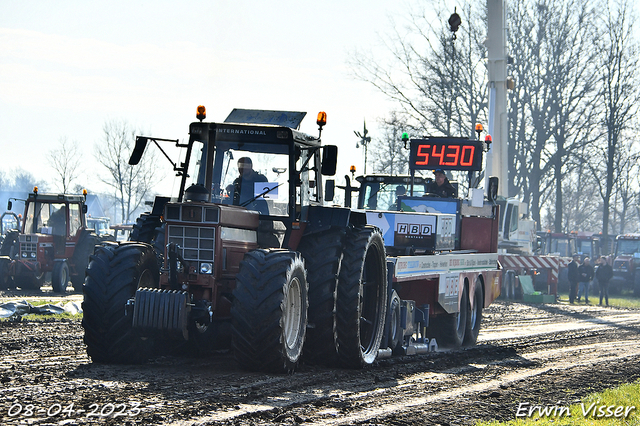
{"left": 0, "top": 188, "right": 98, "bottom": 292}
{"left": 82, "top": 107, "right": 388, "bottom": 373}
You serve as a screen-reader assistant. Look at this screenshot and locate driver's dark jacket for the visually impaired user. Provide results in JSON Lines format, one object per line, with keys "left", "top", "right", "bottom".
{"left": 233, "top": 171, "right": 268, "bottom": 206}
{"left": 425, "top": 179, "right": 457, "bottom": 198}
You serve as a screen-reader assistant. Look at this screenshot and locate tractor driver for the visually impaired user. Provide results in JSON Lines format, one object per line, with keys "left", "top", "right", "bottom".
{"left": 425, "top": 169, "right": 457, "bottom": 198}
{"left": 232, "top": 157, "right": 269, "bottom": 214}
{"left": 48, "top": 205, "right": 67, "bottom": 236}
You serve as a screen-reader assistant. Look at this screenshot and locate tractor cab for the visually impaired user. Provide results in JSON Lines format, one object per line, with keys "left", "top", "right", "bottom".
{"left": 0, "top": 188, "right": 97, "bottom": 292}
{"left": 1, "top": 211, "right": 20, "bottom": 237}
{"left": 132, "top": 107, "right": 338, "bottom": 251}
{"left": 355, "top": 175, "right": 430, "bottom": 211}
{"left": 20, "top": 189, "right": 87, "bottom": 256}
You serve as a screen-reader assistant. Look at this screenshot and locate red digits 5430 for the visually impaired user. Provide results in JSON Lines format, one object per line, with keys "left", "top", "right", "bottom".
{"left": 415, "top": 144, "right": 475, "bottom": 167}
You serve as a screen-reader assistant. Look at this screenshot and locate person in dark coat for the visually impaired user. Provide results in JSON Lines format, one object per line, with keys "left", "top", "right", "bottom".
{"left": 577, "top": 257, "right": 594, "bottom": 304}
{"left": 568, "top": 254, "right": 580, "bottom": 304}
{"left": 425, "top": 169, "right": 457, "bottom": 198}
{"left": 595, "top": 256, "right": 613, "bottom": 306}
{"left": 232, "top": 157, "right": 269, "bottom": 213}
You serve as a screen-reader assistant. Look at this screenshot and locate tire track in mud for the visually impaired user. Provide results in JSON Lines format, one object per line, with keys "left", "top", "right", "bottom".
{"left": 165, "top": 308, "right": 640, "bottom": 426}
{"left": 2, "top": 301, "right": 640, "bottom": 425}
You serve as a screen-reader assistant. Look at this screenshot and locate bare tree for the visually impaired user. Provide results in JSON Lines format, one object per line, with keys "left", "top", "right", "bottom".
{"left": 596, "top": 0, "right": 640, "bottom": 244}
{"left": 49, "top": 137, "right": 82, "bottom": 193}
{"left": 95, "top": 119, "right": 158, "bottom": 223}
{"left": 349, "top": 0, "right": 487, "bottom": 139}
{"left": 12, "top": 168, "right": 44, "bottom": 192}
{"left": 371, "top": 112, "right": 410, "bottom": 175}
{"left": 507, "top": 0, "right": 601, "bottom": 230}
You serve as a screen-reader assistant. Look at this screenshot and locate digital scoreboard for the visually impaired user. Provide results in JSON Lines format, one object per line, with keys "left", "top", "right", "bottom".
{"left": 409, "top": 137, "right": 483, "bottom": 171}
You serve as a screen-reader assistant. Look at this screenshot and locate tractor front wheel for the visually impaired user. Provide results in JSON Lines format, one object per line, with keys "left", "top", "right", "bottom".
{"left": 19, "top": 271, "right": 45, "bottom": 291}
{"left": 232, "top": 249, "right": 308, "bottom": 373}
{"left": 82, "top": 243, "right": 159, "bottom": 364}
{"left": 52, "top": 261, "right": 70, "bottom": 293}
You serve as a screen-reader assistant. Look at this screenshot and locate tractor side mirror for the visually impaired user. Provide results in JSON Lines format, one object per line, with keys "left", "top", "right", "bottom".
{"left": 129, "top": 137, "right": 149, "bottom": 165}
{"left": 487, "top": 176, "right": 499, "bottom": 202}
{"left": 7, "top": 200, "right": 12, "bottom": 210}
{"left": 324, "top": 179, "right": 335, "bottom": 202}
{"left": 321, "top": 145, "right": 338, "bottom": 176}
{"left": 82, "top": 205, "right": 88, "bottom": 214}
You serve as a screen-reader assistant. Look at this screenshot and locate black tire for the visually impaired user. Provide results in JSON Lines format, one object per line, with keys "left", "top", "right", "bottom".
{"left": 502, "top": 270, "right": 516, "bottom": 299}
{"left": 18, "top": 271, "right": 45, "bottom": 290}
{"left": 52, "top": 261, "right": 70, "bottom": 294}
{"left": 0, "top": 230, "right": 19, "bottom": 258}
{"left": 129, "top": 213, "right": 162, "bottom": 244}
{"left": 231, "top": 249, "right": 308, "bottom": 373}
{"left": 0, "top": 257, "right": 14, "bottom": 289}
{"left": 634, "top": 272, "right": 640, "bottom": 297}
{"left": 129, "top": 214, "right": 165, "bottom": 267}
{"left": 463, "top": 279, "right": 483, "bottom": 347}
{"left": 385, "top": 290, "right": 402, "bottom": 354}
{"left": 335, "top": 226, "right": 388, "bottom": 368}
{"left": 297, "top": 230, "right": 345, "bottom": 365}
{"left": 430, "top": 285, "right": 469, "bottom": 349}
{"left": 71, "top": 232, "right": 98, "bottom": 291}
{"left": 82, "top": 243, "right": 159, "bottom": 364}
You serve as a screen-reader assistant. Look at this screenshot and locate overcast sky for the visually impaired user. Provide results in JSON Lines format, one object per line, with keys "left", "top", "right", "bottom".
{"left": 1, "top": 0, "right": 406, "bottom": 196}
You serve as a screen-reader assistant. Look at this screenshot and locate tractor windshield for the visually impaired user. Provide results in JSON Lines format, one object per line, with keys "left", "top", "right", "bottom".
{"left": 1, "top": 214, "right": 19, "bottom": 234}
{"left": 616, "top": 239, "right": 640, "bottom": 255}
{"left": 359, "top": 181, "right": 428, "bottom": 211}
{"left": 24, "top": 202, "right": 67, "bottom": 236}
{"left": 210, "top": 141, "right": 291, "bottom": 217}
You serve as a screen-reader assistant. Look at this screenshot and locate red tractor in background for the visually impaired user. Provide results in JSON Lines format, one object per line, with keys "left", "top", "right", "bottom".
{"left": 0, "top": 188, "right": 98, "bottom": 293}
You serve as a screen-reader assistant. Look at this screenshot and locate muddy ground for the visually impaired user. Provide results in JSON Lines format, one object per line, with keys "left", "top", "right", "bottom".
{"left": 1, "top": 288, "right": 640, "bottom": 425}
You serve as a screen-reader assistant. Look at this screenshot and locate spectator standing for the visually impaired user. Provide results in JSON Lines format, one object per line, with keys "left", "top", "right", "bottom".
{"left": 577, "top": 257, "right": 594, "bottom": 304}
{"left": 568, "top": 254, "right": 580, "bottom": 304}
{"left": 595, "top": 256, "right": 613, "bottom": 307}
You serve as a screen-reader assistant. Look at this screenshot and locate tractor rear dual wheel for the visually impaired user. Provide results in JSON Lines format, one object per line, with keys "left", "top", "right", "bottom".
{"left": 335, "top": 226, "right": 388, "bottom": 369}
{"left": 297, "top": 230, "right": 345, "bottom": 365}
{"left": 232, "top": 249, "right": 308, "bottom": 373}
{"left": 71, "top": 233, "right": 99, "bottom": 291}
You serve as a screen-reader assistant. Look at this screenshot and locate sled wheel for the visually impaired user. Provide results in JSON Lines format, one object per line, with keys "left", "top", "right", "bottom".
{"left": 52, "top": 261, "right": 70, "bottom": 294}
{"left": 82, "top": 243, "right": 159, "bottom": 364}
{"left": 335, "top": 226, "right": 388, "bottom": 368}
{"left": 463, "top": 278, "right": 483, "bottom": 347}
{"left": 297, "top": 230, "right": 345, "bottom": 364}
{"left": 232, "top": 249, "right": 308, "bottom": 373}
{"left": 431, "top": 285, "right": 469, "bottom": 349}
{"left": 386, "top": 290, "right": 403, "bottom": 354}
